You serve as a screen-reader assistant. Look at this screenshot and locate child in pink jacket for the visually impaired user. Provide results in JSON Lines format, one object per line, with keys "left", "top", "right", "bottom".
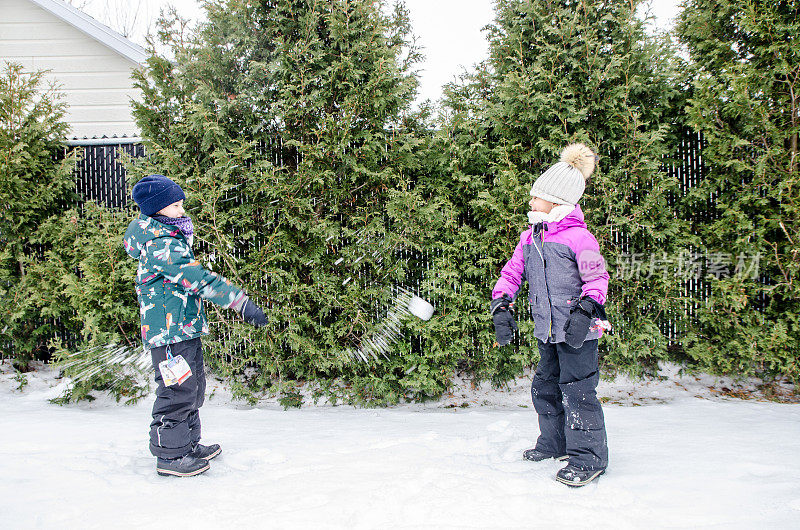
{"left": 490, "top": 144, "right": 611, "bottom": 487}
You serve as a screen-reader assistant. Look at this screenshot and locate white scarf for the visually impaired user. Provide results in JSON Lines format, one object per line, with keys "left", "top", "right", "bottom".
{"left": 527, "top": 203, "right": 575, "bottom": 225}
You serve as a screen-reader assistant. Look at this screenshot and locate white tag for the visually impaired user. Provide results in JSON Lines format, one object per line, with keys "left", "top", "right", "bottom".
{"left": 158, "top": 354, "right": 192, "bottom": 386}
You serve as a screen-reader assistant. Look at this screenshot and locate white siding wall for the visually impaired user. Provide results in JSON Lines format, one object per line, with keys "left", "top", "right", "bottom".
{"left": 0, "top": 0, "right": 141, "bottom": 138}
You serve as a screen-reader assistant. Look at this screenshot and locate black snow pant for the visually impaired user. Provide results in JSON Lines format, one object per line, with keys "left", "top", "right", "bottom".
{"left": 148, "top": 337, "right": 206, "bottom": 459}
{"left": 530, "top": 338, "right": 608, "bottom": 470}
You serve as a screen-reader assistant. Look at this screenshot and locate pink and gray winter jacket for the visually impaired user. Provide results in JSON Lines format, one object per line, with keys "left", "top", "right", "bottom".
{"left": 492, "top": 205, "right": 609, "bottom": 344}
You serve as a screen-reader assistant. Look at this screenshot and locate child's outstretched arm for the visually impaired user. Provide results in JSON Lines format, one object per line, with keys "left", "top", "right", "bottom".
{"left": 146, "top": 237, "right": 267, "bottom": 326}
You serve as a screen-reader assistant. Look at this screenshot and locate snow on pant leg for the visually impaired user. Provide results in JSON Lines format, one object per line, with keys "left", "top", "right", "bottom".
{"left": 187, "top": 339, "right": 205, "bottom": 445}
{"left": 148, "top": 338, "right": 203, "bottom": 459}
{"left": 557, "top": 339, "right": 608, "bottom": 470}
{"left": 530, "top": 339, "right": 566, "bottom": 456}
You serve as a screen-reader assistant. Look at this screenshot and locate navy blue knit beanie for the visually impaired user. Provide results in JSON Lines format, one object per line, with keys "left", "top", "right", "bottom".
{"left": 131, "top": 174, "right": 186, "bottom": 216}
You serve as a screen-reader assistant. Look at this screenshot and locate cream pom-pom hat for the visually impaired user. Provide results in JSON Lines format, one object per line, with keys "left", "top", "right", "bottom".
{"left": 530, "top": 143, "right": 597, "bottom": 206}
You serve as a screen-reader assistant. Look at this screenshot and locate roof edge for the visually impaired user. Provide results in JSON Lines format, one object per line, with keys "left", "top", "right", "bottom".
{"left": 28, "top": 0, "right": 148, "bottom": 65}
{"left": 64, "top": 135, "right": 143, "bottom": 146}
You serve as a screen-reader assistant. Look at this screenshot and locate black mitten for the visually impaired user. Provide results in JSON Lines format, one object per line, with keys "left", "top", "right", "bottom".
{"left": 490, "top": 294, "right": 518, "bottom": 346}
{"left": 563, "top": 297, "right": 595, "bottom": 349}
{"left": 241, "top": 298, "right": 268, "bottom": 327}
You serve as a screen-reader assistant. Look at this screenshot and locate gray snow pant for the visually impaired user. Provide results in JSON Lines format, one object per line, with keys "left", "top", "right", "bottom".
{"left": 531, "top": 338, "right": 608, "bottom": 470}
{"left": 148, "top": 338, "right": 206, "bottom": 459}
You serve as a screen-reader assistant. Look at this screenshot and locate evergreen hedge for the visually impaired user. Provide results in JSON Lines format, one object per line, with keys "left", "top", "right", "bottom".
{"left": 2, "top": 0, "right": 798, "bottom": 403}
{"left": 126, "top": 0, "right": 437, "bottom": 405}
{"left": 0, "top": 63, "right": 141, "bottom": 398}
{"left": 677, "top": 0, "right": 800, "bottom": 379}
{"left": 426, "top": 0, "right": 689, "bottom": 378}
{"left": 0, "top": 63, "right": 77, "bottom": 369}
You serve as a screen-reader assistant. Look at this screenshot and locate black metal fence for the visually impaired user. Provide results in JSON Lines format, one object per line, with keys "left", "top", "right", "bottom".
{"left": 34, "top": 131, "right": 724, "bottom": 358}
{"left": 71, "top": 141, "right": 145, "bottom": 209}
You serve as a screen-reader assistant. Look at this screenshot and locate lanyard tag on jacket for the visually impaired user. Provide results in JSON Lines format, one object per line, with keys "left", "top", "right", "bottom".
{"left": 158, "top": 346, "right": 192, "bottom": 386}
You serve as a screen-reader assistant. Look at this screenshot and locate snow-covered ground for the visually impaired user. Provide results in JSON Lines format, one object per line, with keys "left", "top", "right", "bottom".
{"left": 1, "top": 361, "right": 799, "bottom": 529}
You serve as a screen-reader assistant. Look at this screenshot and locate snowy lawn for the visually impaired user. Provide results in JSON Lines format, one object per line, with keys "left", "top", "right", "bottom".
{"left": 1, "top": 362, "right": 799, "bottom": 529}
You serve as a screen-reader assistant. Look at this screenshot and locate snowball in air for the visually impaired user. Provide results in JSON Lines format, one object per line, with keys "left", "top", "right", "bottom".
{"left": 408, "top": 296, "right": 434, "bottom": 321}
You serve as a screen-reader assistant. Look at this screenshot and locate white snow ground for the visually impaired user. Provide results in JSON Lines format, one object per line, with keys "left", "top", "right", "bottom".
{"left": 1, "top": 361, "right": 799, "bottom": 529}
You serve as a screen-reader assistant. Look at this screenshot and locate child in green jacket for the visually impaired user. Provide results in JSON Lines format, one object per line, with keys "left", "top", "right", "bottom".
{"left": 123, "top": 174, "right": 266, "bottom": 477}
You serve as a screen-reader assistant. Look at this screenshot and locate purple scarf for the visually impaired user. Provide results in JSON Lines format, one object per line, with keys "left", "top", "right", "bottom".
{"left": 153, "top": 215, "right": 194, "bottom": 243}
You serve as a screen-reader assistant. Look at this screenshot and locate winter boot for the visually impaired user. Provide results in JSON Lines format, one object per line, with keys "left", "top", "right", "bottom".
{"left": 555, "top": 464, "right": 605, "bottom": 487}
{"left": 523, "top": 448, "right": 568, "bottom": 462}
{"left": 190, "top": 443, "right": 221, "bottom": 461}
{"left": 156, "top": 454, "right": 210, "bottom": 477}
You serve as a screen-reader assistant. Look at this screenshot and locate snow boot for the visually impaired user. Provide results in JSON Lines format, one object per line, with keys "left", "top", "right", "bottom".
{"left": 190, "top": 443, "right": 221, "bottom": 461}
{"left": 523, "top": 448, "right": 568, "bottom": 462}
{"left": 555, "top": 464, "right": 605, "bottom": 487}
{"left": 156, "top": 455, "right": 210, "bottom": 477}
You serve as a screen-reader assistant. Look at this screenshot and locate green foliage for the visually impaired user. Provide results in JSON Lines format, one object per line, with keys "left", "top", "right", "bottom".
{"left": 0, "top": 62, "right": 76, "bottom": 365}
{"left": 5, "top": 0, "right": 798, "bottom": 403}
{"left": 431, "top": 0, "right": 689, "bottom": 377}
{"left": 49, "top": 361, "right": 149, "bottom": 405}
{"left": 30, "top": 205, "right": 146, "bottom": 402}
{"left": 128, "top": 0, "right": 441, "bottom": 404}
{"left": 27, "top": 204, "right": 139, "bottom": 346}
{"left": 278, "top": 390, "right": 304, "bottom": 410}
{"left": 13, "top": 371, "right": 28, "bottom": 391}
{"left": 677, "top": 0, "right": 800, "bottom": 381}
{"left": 0, "top": 63, "right": 147, "bottom": 400}
{"left": 10, "top": 199, "right": 145, "bottom": 401}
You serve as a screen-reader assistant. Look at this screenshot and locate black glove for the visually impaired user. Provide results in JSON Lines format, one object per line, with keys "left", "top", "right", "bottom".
{"left": 241, "top": 298, "right": 268, "bottom": 327}
{"left": 563, "top": 296, "right": 599, "bottom": 349}
{"left": 490, "top": 294, "right": 518, "bottom": 346}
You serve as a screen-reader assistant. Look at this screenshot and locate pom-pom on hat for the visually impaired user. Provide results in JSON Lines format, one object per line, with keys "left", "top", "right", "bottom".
{"left": 530, "top": 143, "right": 597, "bottom": 206}
{"left": 132, "top": 174, "right": 186, "bottom": 216}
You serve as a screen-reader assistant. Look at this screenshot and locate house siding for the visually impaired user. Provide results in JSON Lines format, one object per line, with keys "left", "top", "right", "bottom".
{"left": 0, "top": 0, "right": 142, "bottom": 138}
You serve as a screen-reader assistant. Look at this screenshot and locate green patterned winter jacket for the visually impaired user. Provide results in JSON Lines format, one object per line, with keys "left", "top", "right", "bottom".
{"left": 123, "top": 214, "right": 246, "bottom": 349}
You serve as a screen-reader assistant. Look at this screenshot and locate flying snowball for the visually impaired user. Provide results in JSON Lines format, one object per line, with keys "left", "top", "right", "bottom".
{"left": 407, "top": 296, "right": 434, "bottom": 321}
